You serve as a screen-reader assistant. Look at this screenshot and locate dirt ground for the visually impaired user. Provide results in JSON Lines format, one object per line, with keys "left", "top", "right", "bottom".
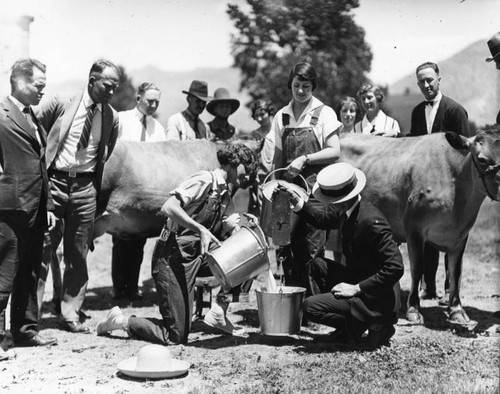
{"left": 0, "top": 199, "right": 499, "bottom": 393}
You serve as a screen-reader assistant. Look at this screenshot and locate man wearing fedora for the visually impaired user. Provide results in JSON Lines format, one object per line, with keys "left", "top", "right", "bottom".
{"left": 166, "top": 80, "right": 212, "bottom": 140}
{"left": 207, "top": 87, "right": 240, "bottom": 142}
{"left": 485, "top": 32, "right": 500, "bottom": 124}
{"left": 278, "top": 162, "right": 403, "bottom": 350}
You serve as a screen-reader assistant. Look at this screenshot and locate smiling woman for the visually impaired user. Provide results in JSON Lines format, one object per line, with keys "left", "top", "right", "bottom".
{"left": 271, "top": 61, "right": 342, "bottom": 294}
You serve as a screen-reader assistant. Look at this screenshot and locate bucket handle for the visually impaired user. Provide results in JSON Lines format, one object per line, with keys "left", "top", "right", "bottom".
{"left": 262, "top": 168, "right": 311, "bottom": 197}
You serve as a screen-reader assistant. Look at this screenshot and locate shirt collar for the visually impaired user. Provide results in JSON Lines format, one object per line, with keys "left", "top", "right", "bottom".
{"left": 8, "top": 95, "right": 27, "bottom": 112}
{"left": 282, "top": 96, "right": 323, "bottom": 117}
{"left": 134, "top": 107, "right": 147, "bottom": 119}
{"left": 83, "top": 89, "right": 101, "bottom": 111}
{"left": 345, "top": 195, "right": 361, "bottom": 219}
{"left": 427, "top": 91, "right": 442, "bottom": 105}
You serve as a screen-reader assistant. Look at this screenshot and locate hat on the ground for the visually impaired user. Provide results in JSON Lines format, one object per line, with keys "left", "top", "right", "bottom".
{"left": 312, "top": 162, "right": 366, "bottom": 204}
{"left": 206, "top": 87, "right": 240, "bottom": 116}
{"left": 117, "top": 344, "right": 190, "bottom": 379}
{"left": 182, "top": 80, "right": 211, "bottom": 101}
{"left": 486, "top": 32, "right": 500, "bottom": 62}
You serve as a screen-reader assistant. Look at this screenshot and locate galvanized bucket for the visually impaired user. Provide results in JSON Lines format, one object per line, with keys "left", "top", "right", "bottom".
{"left": 206, "top": 225, "right": 269, "bottom": 291}
{"left": 255, "top": 286, "right": 306, "bottom": 336}
{"left": 259, "top": 168, "right": 310, "bottom": 240}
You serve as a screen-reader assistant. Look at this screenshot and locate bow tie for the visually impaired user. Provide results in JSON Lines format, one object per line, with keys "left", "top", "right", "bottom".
{"left": 425, "top": 100, "right": 435, "bottom": 107}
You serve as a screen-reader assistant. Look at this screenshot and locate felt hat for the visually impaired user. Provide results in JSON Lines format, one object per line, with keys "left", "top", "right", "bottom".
{"left": 206, "top": 87, "right": 240, "bottom": 116}
{"left": 117, "top": 344, "right": 190, "bottom": 379}
{"left": 312, "top": 162, "right": 366, "bottom": 204}
{"left": 182, "top": 80, "right": 211, "bottom": 101}
{"left": 486, "top": 32, "right": 500, "bottom": 62}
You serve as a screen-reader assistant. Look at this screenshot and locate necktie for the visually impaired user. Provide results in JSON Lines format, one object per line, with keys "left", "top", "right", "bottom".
{"left": 193, "top": 116, "right": 199, "bottom": 138}
{"left": 77, "top": 103, "right": 97, "bottom": 150}
{"left": 425, "top": 100, "right": 434, "bottom": 107}
{"left": 22, "top": 107, "right": 37, "bottom": 130}
{"left": 140, "top": 115, "right": 147, "bottom": 142}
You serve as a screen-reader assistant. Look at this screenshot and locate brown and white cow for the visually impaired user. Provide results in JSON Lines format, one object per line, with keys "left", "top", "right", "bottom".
{"left": 93, "top": 139, "right": 221, "bottom": 239}
{"left": 339, "top": 125, "right": 500, "bottom": 325}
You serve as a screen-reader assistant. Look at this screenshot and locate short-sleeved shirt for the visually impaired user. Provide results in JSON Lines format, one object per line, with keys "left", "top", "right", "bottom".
{"left": 167, "top": 170, "right": 239, "bottom": 236}
{"left": 353, "top": 110, "right": 400, "bottom": 136}
{"left": 272, "top": 96, "right": 342, "bottom": 152}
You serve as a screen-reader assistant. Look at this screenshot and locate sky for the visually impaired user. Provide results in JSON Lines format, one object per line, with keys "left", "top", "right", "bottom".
{"left": 6, "top": 0, "right": 500, "bottom": 86}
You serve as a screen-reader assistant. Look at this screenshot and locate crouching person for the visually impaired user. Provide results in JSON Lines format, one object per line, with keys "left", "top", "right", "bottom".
{"left": 278, "top": 162, "right": 403, "bottom": 350}
{"left": 97, "top": 143, "right": 256, "bottom": 344}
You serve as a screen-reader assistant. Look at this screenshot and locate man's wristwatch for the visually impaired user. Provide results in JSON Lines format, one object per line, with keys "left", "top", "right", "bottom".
{"left": 304, "top": 155, "right": 310, "bottom": 166}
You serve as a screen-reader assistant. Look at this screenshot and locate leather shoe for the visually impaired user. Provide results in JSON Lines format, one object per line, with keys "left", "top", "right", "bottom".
{"left": 126, "top": 289, "right": 143, "bottom": 300}
{"left": 14, "top": 334, "right": 58, "bottom": 347}
{"left": 62, "top": 321, "right": 90, "bottom": 334}
{"left": 363, "top": 325, "right": 395, "bottom": 350}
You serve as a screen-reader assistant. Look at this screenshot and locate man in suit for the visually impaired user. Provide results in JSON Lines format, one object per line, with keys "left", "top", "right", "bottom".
{"left": 279, "top": 163, "right": 404, "bottom": 350}
{"left": 111, "top": 82, "right": 166, "bottom": 300}
{"left": 37, "top": 60, "right": 120, "bottom": 333}
{"left": 0, "top": 59, "right": 57, "bottom": 359}
{"left": 409, "top": 61, "right": 470, "bottom": 302}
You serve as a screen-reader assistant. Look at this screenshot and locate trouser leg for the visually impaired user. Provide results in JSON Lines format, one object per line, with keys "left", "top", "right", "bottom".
{"left": 0, "top": 221, "right": 18, "bottom": 332}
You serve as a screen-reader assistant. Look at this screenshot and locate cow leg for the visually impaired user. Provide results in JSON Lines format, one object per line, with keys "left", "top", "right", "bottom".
{"left": 405, "top": 231, "right": 425, "bottom": 325}
{"left": 446, "top": 237, "right": 472, "bottom": 325}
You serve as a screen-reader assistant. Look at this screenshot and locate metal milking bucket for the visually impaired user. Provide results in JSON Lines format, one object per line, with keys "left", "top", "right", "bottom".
{"left": 259, "top": 168, "right": 310, "bottom": 245}
{"left": 206, "top": 225, "right": 270, "bottom": 291}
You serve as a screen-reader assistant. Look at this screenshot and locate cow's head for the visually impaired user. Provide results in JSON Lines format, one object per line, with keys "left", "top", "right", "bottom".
{"left": 446, "top": 125, "right": 500, "bottom": 201}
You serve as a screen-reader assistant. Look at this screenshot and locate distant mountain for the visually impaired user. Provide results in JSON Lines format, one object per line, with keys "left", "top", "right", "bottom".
{"left": 387, "top": 40, "right": 499, "bottom": 132}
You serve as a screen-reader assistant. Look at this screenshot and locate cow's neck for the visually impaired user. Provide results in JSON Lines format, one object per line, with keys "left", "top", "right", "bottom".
{"left": 453, "top": 153, "right": 487, "bottom": 232}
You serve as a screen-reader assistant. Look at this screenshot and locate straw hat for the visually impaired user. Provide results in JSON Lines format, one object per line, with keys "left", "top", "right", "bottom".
{"left": 117, "top": 344, "right": 190, "bottom": 379}
{"left": 486, "top": 32, "right": 500, "bottom": 62}
{"left": 206, "top": 87, "right": 240, "bottom": 116}
{"left": 182, "top": 80, "right": 211, "bottom": 101}
{"left": 312, "top": 163, "right": 366, "bottom": 204}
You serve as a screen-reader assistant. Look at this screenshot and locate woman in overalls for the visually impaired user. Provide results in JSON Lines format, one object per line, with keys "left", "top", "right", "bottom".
{"left": 272, "top": 62, "right": 342, "bottom": 295}
{"left": 96, "top": 144, "right": 256, "bottom": 345}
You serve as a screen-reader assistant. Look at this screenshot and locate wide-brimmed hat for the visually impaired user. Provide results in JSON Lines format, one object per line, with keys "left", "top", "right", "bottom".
{"left": 206, "top": 87, "right": 240, "bottom": 116}
{"left": 182, "top": 80, "right": 211, "bottom": 101}
{"left": 486, "top": 32, "right": 500, "bottom": 62}
{"left": 117, "top": 344, "right": 190, "bottom": 379}
{"left": 312, "top": 163, "right": 366, "bottom": 204}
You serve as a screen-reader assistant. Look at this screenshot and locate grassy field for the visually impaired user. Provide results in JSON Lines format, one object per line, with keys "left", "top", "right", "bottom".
{"left": 0, "top": 198, "right": 498, "bottom": 393}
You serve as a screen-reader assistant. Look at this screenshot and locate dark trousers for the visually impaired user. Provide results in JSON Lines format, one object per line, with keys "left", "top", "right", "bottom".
{"left": 41, "top": 173, "right": 96, "bottom": 322}
{"left": 303, "top": 257, "right": 367, "bottom": 339}
{"left": 0, "top": 208, "right": 46, "bottom": 342}
{"left": 422, "top": 244, "right": 450, "bottom": 296}
{"left": 280, "top": 197, "right": 326, "bottom": 295}
{"left": 111, "top": 235, "right": 147, "bottom": 294}
{"left": 128, "top": 236, "right": 246, "bottom": 345}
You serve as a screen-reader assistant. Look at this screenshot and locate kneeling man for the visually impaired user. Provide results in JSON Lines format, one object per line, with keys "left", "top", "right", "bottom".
{"left": 279, "top": 162, "right": 403, "bottom": 349}
{"left": 97, "top": 144, "right": 256, "bottom": 344}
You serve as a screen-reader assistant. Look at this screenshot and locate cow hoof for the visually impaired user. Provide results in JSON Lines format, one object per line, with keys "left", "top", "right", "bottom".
{"left": 406, "top": 308, "right": 424, "bottom": 325}
{"left": 446, "top": 309, "right": 478, "bottom": 330}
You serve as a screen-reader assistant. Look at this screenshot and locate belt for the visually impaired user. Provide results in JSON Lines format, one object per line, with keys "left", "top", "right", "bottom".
{"left": 48, "top": 169, "right": 95, "bottom": 178}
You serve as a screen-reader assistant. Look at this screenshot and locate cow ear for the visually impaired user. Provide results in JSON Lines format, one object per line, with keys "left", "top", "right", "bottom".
{"left": 445, "top": 132, "right": 470, "bottom": 151}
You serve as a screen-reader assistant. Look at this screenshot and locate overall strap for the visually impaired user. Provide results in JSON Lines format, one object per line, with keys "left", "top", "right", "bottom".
{"left": 309, "top": 105, "right": 325, "bottom": 126}
{"left": 282, "top": 113, "right": 290, "bottom": 127}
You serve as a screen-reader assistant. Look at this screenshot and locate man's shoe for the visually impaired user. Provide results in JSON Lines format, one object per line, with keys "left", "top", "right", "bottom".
{"left": 313, "top": 329, "right": 351, "bottom": 344}
{"left": 203, "top": 302, "right": 246, "bottom": 337}
{"left": 62, "top": 321, "right": 90, "bottom": 334}
{"left": 96, "top": 306, "right": 128, "bottom": 335}
{"left": 126, "top": 290, "right": 143, "bottom": 300}
{"left": 14, "top": 334, "right": 58, "bottom": 347}
{"left": 363, "top": 325, "right": 396, "bottom": 350}
{"left": 112, "top": 289, "right": 126, "bottom": 300}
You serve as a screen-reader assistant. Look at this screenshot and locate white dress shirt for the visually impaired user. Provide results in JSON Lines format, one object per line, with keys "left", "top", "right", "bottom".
{"left": 118, "top": 107, "right": 167, "bottom": 142}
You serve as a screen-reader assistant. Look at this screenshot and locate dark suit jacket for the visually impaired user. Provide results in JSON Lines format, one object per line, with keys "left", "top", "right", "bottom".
{"left": 36, "top": 92, "right": 119, "bottom": 195}
{"left": 409, "top": 94, "right": 470, "bottom": 137}
{"left": 299, "top": 200, "right": 403, "bottom": 323}
{"left": 0, "top": 97, "right": 53, "bottom": 214}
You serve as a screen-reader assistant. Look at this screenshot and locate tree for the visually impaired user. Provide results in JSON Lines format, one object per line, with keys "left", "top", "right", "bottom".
{"left": 110, "top": 65, "right": 136, "bottom": 112}
{"left": 227, "top": 0, "right": 373, "bottom": 110}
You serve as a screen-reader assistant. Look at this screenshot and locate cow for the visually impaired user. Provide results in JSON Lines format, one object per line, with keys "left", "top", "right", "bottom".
{"left": 338, "top": 125, "right": 500, "bottom": 326}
